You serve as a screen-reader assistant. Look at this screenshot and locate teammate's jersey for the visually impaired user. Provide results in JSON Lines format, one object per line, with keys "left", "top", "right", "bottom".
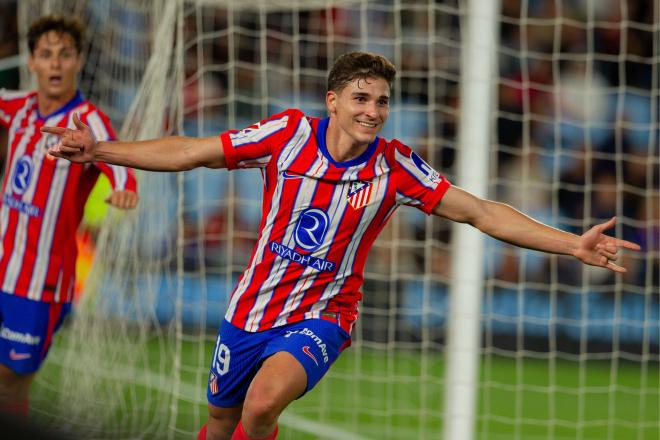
{"left": 0, "top": 89, "right": 137, "bottom": 303}
{"left": 221, "top": 109, "right": 451, "bottom": 333}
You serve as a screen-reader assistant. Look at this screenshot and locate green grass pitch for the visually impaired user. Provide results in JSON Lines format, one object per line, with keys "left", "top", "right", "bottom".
{"left": 32, "top": 335, "right": 659, "bottom": 439}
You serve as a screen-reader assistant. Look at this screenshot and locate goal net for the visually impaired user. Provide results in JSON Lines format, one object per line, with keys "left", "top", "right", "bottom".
{"left": 13, "top": 0, "right": 659, "bottom": 439}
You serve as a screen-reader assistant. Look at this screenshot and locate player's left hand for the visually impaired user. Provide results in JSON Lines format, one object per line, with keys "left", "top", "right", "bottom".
{"left": 105, "top": 190, "right": 138, "bottom": 210}
{"left": 573, "top": 217, "right": 641, "bottom": 273}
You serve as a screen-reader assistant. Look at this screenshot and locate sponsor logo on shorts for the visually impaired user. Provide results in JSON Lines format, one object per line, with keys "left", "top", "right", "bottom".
{"left": 285, "top": 328, "right": 329, "bottom": 364}
{"left": 0, "top": 326, "right": 41, "bottom": 345}
{"left": 9, "top": 349, "right": 31, "bottom": 361}
{"left": 302, "top": 346, "right": 318, "bottom": 366}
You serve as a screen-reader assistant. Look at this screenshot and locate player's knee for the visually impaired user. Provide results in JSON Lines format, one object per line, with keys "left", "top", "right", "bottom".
{"left": 206, "top": 404, "right": 241, "bottom": 440}
{"left": 0, "top": 365, "right": 32, "bottom": 402}
{"left": 242, "top": 390, "right": 280, "bottom": 425}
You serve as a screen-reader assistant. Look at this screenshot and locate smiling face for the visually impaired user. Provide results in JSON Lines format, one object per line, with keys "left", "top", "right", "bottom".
{"left": 28, "top": 30, "right": 82, "bottom": 104}
{"left": 326, "top": 76, "right": 390, "bottom": 152}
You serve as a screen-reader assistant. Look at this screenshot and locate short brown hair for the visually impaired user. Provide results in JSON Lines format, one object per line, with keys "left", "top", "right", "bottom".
{"left": 327, "top": 51, "right": 396, "bottom": 92}
{"left": 27, "top": 15, "right": 85, "bottom": 54}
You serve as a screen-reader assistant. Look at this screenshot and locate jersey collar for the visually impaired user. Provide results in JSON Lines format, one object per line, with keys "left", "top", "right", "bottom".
{"left": 36, "top": 90, "right": 84, "bottom": 122}
{"left": 317, "top": 117, "right": 379, "bottom": 168}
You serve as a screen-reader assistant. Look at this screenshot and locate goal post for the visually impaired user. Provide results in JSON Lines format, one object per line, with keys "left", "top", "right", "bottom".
{"left": 444, "top": 1, "right": 500, "bottom": 439}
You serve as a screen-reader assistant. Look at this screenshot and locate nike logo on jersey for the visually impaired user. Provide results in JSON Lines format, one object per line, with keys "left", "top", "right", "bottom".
{"left": 302, "top": 346, "right": 318, "bottom": 366}
{"left": 282, "top": 171, "right": 304, "bottom": 179}
{"left": 9, "top": 349, "right": 32, "bottom": 361}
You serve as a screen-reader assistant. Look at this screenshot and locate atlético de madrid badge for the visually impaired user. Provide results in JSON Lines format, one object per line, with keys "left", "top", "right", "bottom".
{"left": 347, "top": 180, "right": 373, "bottom": 210}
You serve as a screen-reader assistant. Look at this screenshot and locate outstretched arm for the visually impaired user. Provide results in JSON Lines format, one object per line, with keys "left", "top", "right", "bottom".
{"left": 433, "top": 186, "right": 641, "bottom": 273}
{"left": 41, "top": 113, "right": 225, "bottom": 171}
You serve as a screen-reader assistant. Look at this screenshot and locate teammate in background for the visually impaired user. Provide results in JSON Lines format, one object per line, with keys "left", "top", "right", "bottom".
{"left": 44, "top": 52, "right": 639, "bottom": 440}
{"left": 0, "top": 15, "right": 138, "bottom": 418}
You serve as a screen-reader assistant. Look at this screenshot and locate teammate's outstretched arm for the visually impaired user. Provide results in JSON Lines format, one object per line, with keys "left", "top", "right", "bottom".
{"left": 433, "top": 186, "right": 641, "bottom": 273}
{"left": 41, "top": 113, "right": 225, "bottom": 171}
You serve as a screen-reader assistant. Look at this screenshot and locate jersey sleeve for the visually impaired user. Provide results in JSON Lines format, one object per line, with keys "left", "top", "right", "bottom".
{"left": 83, "top": 109, "right": 138, "bottom": 192}
{"left": 0, "top": 89, "right": 29, "bottom": 127}
{"left": 220, "top": 109, "right": 302, "bottom": 170}
{"left": 394, "top": 142, "right": 451, "bottom": 214}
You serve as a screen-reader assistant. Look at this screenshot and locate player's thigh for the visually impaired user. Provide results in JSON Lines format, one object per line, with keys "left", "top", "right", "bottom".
{"left": 260, "top": 319, "right": 350, "bottom": 397}
{"left": 0, "top": 293, "right": 71, "bottom": 375}
{"left": 206, "top": 320, "right": 274, "bottom": 408}
{"left": 243, "top": 351, "right": 307, "bottom": 418}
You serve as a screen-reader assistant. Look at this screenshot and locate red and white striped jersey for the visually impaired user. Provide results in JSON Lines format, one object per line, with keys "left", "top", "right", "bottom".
{"left": 221, "top": 109, "right": 451, "bottom": 333}
{"left": 0, "top": 89, "right": 137, "bottom": 303}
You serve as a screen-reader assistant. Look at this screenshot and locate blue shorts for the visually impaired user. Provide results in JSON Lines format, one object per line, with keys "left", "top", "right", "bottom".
{"left": 207, "top": 319, "right": 350, "bottom": 407}
{"left": 0, "top": 292, "right": 72, "bottom": 374}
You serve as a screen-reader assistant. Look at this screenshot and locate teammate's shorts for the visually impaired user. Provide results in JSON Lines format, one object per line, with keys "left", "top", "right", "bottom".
{"left": 0, "top": 292, "right": 72, "bottom": 374}
{"left": 207, "top": 319, "right": 350, "bottom": 407}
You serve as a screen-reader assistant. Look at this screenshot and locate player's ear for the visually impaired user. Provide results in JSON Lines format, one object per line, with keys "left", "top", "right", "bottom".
{"left": 326, "top": 90, "right": 337, "bottom": 114}
{"left": 27, "top": 53, "right": 35, "bottom": 73}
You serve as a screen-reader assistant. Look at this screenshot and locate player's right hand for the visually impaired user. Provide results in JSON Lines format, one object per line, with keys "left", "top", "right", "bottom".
{"left": 41, "top": 113, "right": 97, "bottom": 163}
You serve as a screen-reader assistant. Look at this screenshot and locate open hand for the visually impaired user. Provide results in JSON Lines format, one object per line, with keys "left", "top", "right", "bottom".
{"left": 105, "top": 190, "right": 138, "bottom": 210}
{"left": 41, "top": 113, "right": 97, "bottom": 163}
{"left": 574, "top": 217, "right": 641, "bottom": 273}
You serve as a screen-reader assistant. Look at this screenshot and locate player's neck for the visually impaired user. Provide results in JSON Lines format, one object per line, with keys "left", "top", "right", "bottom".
{"left": 325, "top": 120, "right": 370, "bottom": 163}
{"left": 37, "top": 88, "right": 77, "bottom": 118}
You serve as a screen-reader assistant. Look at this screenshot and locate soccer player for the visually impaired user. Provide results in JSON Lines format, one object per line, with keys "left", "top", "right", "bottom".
{"left": 43, "top": 52, "right": 639, "bottom": 440}
{"left": 0, "top": 15, "right": 138, "bottom": 418}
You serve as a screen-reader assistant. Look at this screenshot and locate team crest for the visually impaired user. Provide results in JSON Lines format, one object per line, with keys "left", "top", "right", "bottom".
{"left": 209, "top": 371, "right": 219, "bottom": 395}
{"left": 347, "top": 180, "right": 373, "bottom": 210}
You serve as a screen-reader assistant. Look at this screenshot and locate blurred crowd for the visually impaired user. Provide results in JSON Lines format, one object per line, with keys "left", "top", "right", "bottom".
{"left": 1, "top": 0, "right": 658, "bottom": 347}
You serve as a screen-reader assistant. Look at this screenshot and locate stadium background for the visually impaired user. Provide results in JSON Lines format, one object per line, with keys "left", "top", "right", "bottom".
{"left": 0, "top": 0, "right": 658, "bottom": 439}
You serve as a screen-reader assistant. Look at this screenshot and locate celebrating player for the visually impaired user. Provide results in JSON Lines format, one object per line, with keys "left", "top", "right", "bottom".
{"left": 43, "top": 51, "right": 639, "bottom": 440}
{"left": 0, "top": 15, "right": 138, "bottom": 419}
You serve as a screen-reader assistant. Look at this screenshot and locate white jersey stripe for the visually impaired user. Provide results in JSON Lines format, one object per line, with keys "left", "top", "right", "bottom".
{"left": 2, "top": 110, "right": 44, "bottom": 294}
{"left": 237, "top": 156, "right": 272, "bottom": 168}
{"left": 86, "top": 111, "right": 109, "bottom": 141}
{"left": 0, "top": 108, "right": 9, "bottom": 125}
{"left": 0, "top": 97, "right": 34, "bottom": 265}
{"left": 110, "top": 165, "right": 127, "bottom": 190}
{"left": 230, "top": 115, "right": 289, "bottom": 147}
{"left": 244, "top": 158, "right": 325, "bottom": 331}
{"left": 54, "top": 267, "right": 64, "bottom": 303}
{"left": 224, "top": 173, "right": 284, "bottom": 321}
{"left": 395, "top": 191, "right": 424, "bottom": 207}
{"left": 28, "top": 115, "right": 70, "bottom": 299}
{"left": 277, "top": 119, "right": 312, "bottom": 170}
